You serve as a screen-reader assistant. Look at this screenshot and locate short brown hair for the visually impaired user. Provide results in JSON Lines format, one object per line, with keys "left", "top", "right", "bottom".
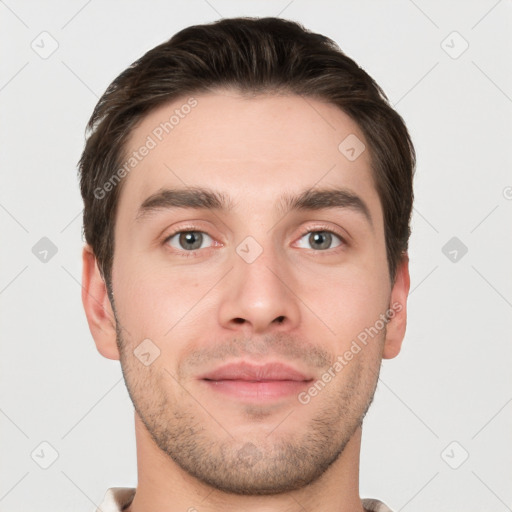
{"left": 78, "top": 16, "right": 415, "bottom": 288}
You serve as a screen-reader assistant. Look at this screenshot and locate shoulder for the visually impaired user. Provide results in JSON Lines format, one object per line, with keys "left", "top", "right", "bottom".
{"left": 94, "top": 487, "right": 136, "bottom": 512}
{"left": 362, "top": 497, "right": 395, "bottom": 512}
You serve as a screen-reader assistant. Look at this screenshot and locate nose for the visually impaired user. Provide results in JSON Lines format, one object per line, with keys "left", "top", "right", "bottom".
{"left": 217, "top": 241, "right": 301, "bottom": 335}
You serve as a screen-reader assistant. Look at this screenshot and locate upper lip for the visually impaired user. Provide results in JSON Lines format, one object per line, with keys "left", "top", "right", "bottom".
{"left": 198, "top": 361, "right": 313, "bottom": 382}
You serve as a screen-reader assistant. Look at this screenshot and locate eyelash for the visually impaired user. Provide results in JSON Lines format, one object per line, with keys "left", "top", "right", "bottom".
{"left": 162, "top": 224, "right": 347, "bottom": 258}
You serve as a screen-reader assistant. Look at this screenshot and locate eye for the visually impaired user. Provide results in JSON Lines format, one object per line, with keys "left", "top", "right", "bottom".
{"left": 295, "top": 230, "right": 344, "bottom": 251}
{"left": 165, "top": 230, "right": 214, "bottom": 252}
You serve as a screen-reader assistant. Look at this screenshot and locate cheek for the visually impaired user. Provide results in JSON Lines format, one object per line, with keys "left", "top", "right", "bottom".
{"left": 112, "top": 257, "right": 207, "bottom": 339}
{"left": 302, "top": 261, "right": 389, "bottom": 333}
{"left": 112, "top": 256, "right": 163, "bottom": 334}
{"left": 324, "top": 295, "right": 387, "bottom": 354}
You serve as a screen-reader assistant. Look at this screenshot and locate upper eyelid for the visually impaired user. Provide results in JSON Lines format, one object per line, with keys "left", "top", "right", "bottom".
{"left": 298, "top": 225, "right": 345, "bottom": 239}
{"left": 164, "top": 224, "right": 344, "bottom": 237}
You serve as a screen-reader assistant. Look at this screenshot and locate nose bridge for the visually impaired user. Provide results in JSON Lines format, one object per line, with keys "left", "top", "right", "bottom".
{"left": 217, "top": 231, "right": 301, "bottom": 334}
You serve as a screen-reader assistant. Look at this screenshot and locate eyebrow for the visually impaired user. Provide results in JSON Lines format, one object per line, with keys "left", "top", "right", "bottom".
{"left": 135, "top": 186, "right": 372, "bottom": 226}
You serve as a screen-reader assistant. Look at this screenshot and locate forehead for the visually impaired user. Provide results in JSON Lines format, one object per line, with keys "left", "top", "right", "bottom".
{"left": 117, "top": 91, "right": 380, "bottom": 221}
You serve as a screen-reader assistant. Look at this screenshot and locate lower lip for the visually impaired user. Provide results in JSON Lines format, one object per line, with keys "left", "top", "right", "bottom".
{"left": 202, "top": 379, "right": 312, "bottom": 400}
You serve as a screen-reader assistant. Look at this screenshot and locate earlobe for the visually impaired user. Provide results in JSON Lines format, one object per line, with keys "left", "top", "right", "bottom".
{"left": 81, "top": 245, "right": 120, "bottom": 360}
{"left": 382, "top": 255, "right": 410, "bottom": 359}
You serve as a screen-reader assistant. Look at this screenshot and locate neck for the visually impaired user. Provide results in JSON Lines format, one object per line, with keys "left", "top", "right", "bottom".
{"left": 125, "top": 411, "right": 367, "bottom": 512}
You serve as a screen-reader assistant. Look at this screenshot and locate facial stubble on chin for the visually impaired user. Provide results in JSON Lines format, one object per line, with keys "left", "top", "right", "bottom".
{"left": 112, "top": 310, "right": 383, "bottom": 496}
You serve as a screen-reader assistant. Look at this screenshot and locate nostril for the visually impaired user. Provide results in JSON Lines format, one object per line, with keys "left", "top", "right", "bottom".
{"left": 233, "top": 318, "right": 245, "bottom": 324}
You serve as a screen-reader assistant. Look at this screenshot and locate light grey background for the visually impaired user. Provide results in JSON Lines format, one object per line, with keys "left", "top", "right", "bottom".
{"left": 1, "top": 1, "right": 511, "bottom": 511}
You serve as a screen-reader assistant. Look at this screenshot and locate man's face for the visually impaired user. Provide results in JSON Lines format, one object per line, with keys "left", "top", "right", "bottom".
{"left": 109, "top": 91, "right": 399, "bottom": 494}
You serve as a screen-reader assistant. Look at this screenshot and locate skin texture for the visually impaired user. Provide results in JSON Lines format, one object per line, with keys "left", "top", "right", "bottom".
{"left": 82, "top": 90, "right": 410, "bottom": 512}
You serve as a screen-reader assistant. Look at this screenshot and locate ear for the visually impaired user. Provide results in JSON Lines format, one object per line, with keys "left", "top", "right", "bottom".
{"left": 81, "top": 245, "right": 120, "bottom": 360}
{"left": 382, "top": 254, "right": 410, "bottom": 359}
